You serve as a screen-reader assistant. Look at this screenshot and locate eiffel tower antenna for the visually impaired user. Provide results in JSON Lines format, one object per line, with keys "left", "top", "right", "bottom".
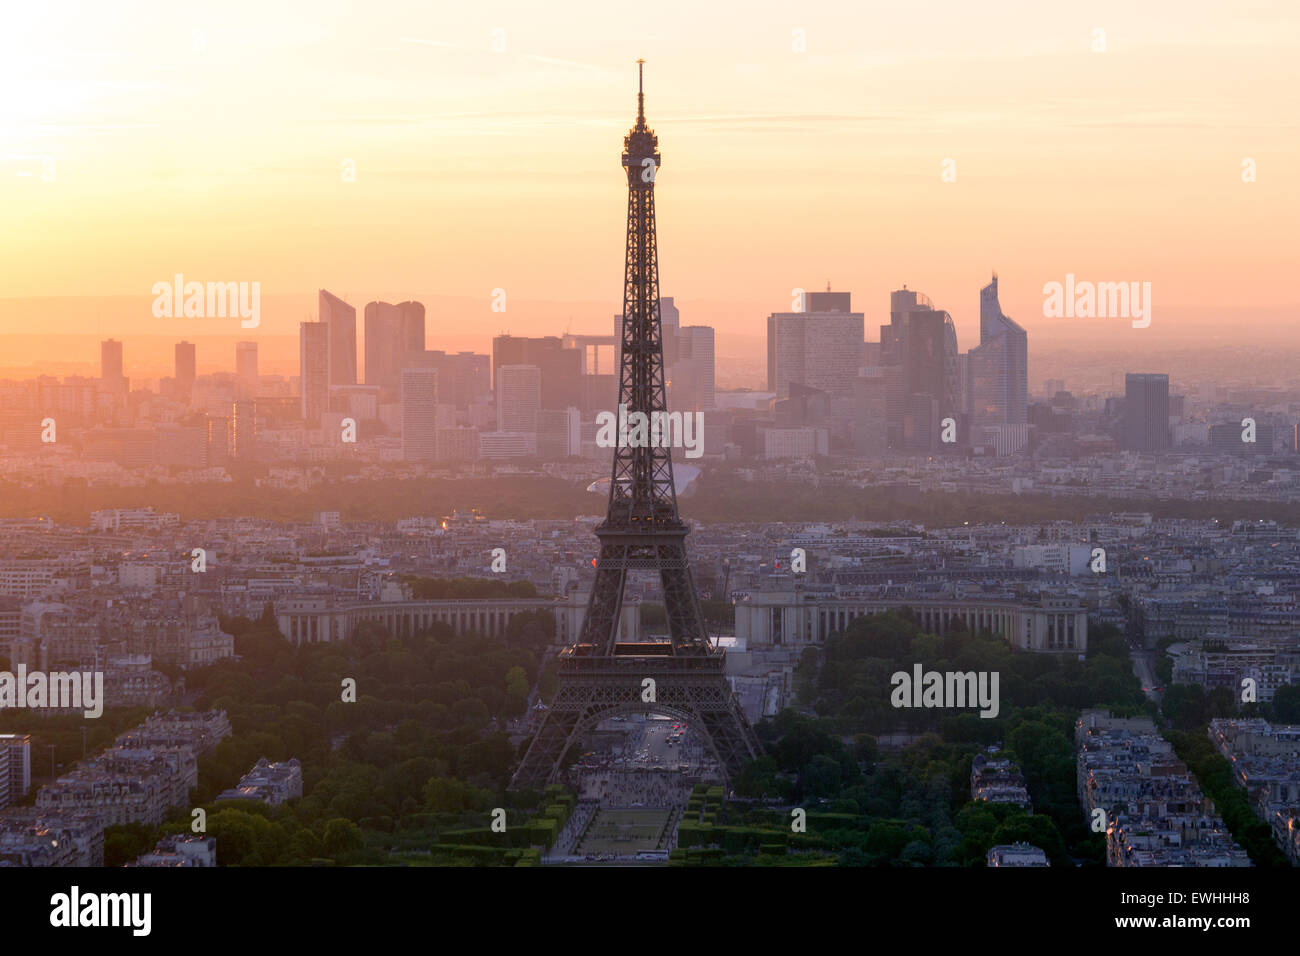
{"left": 637, "top": 58, "right": 645, "bottom": 124}
{"left": 510, "top": 63, "right": 761, "bottom": 791}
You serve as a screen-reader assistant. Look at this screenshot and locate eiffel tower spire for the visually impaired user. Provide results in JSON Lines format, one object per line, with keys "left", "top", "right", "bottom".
{"left": 636, "top": 57, "right": 646, "bottom": 126}
{"left": 593, "top": 59, "right": 702, "bottom": 655}
{"left": 509, "top": 64, "right": 761, "bottom": 790}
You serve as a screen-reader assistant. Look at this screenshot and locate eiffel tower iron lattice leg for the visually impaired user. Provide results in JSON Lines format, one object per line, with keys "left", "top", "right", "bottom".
{"left": 510, "top": 655, "right": 761, "bottom": 791}
{"left": 510, "top": 62, "right": 761, "bottom": 791}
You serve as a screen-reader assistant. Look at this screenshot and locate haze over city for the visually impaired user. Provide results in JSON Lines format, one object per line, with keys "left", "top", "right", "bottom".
{"left": 1, "top": 0, "right": 1297, "bottom": 927}
{"left": 3, "top": 0, "right": 1298, "bottom": 377}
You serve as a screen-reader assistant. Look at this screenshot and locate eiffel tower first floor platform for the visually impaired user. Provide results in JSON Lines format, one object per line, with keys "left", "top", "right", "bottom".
{"left": 508, "top": 646, "right": 763, "bottom": 791}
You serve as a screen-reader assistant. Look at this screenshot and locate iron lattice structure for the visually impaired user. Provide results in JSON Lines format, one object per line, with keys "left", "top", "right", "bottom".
{"left": 510, "top": 64, "right": 761, "bottom": 791}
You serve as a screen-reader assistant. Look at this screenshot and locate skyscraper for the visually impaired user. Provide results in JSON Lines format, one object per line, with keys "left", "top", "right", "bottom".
{"left": 0, "top": 734, "right": 31, "bottom": 805}
{"left": 401, "top": 366, "right": 438, "bottom": 461}
{"left": 881, "top": 288, "right": 959, "bottom": 450}
{"left": 299, "top": 321, "right": 330, "bottom": 425}
{"left": 422, "top": 351, "right": 490, "bottom": 408}
{"left": 853, "top": 368, "right": 890, "bottom": 456}
{"left": 674, "top": 325, "right": 715, "bottom": 410}
{"left": 174, "top": 341, "right": 196, "bottom": 399}
{"left": 491, "top": 335, "right": 582, "bottom": 410}
{"left": 100, "top": 339, "right": 126, "bottom": 394}
{"left": 496, "top": 364, "right": 542, "bottom": 434}
{"left": 944, "top": 317, "right": 961, "bottom": 419}
{"left": 231, "top": 399, "right": 256, "bottom": 460}
{"left": 537, "top": 407, "right": 581, "bottom": 459}
{"left": 766, "top": 290, "right": 864, "bottom": 399}
{"left": 235, "top": 341, "right": 259, "bottom": 398}
{"left": 617, "top": 296, "right": 678, "bottom": 372}
{"left": 1124, "top": 373, "right": 1171, "bottom": 452}
{"left": 365, "top": 300, "right": 425, "bottom": 397}
{"left": 319, "top": 289, "right": 357, "bottom": 387}
{"left": 659, "top": 296, "right": 680, "bottom": 367}
{"left": 967, "top": 274, "right": 1028, "bottom": 427}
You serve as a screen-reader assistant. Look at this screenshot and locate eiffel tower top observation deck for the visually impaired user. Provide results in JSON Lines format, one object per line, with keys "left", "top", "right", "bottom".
{"left": 622, "top": 59, "right": 661, "bottom": 178}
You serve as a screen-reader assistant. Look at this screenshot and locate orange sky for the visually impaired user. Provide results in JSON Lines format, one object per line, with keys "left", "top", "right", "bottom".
{"left": 2, "top": 0, "right": 1297, "bottom": 373}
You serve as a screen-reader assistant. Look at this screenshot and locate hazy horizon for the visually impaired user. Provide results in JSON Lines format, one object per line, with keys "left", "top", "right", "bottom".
{"left": 5, "top": 1, "right": 1298, "bottom": 377}
{"left": 0, "top": 293, "right": 1295, "bottom": 393}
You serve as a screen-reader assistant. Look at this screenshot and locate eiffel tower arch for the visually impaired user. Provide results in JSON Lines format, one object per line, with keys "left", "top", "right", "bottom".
{"left": 510, "top": 63, "right": 761, "bottom": 791}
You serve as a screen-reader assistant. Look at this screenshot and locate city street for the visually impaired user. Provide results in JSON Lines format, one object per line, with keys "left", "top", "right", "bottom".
{"left": 1130, "top": 649, "right": 1164, "bottom": 704}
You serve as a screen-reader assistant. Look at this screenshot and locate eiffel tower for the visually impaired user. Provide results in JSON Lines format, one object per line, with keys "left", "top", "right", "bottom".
{"left": 510, "top": 62, "right": 761, "bottom": 791}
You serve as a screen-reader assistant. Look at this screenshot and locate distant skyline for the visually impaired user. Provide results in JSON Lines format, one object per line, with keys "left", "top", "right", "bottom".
{"left": 0, "top": 294, "right": 1296, "bottom": 388}
{"left": 3, "top": 1, "right": 1298, "bottom": 354}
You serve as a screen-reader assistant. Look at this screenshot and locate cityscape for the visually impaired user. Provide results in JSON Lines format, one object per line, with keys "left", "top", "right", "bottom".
{"left": 2, "top": 0, "right": 1294, "bottom": 938}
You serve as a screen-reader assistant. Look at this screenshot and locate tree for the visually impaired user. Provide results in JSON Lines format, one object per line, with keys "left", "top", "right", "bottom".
{"left": 1162, "top": 683, "right": 1208, "bottom": 730}
{"left": 291, "top": 827, "right": 323, "bottom": 862}
{"left": 853, "top": 734, "right": 879, "bottom": 764}
{"left": 323, "top": 818, "right": 365, "bottom": 860}
{"left": 103, "top": 823, "right": 157, "bottom": 868}
{"left": 452, "top": 697, "right": 489, "bottom": 728}
{"left": 505, "top": 666, "right": 530, "bottom": 716}
{"left": 1207, "top": 685, "right": 1237, "bottom": 718}
{"left": 735, "top": 756, "right": 780, "bottom": 798}
{"left": 1272, "top": 685, "right": 1300, "bottom": 723}
{"left": 991, "top": 814, "right": 1070, "bottom": 867}
{"left": 423, "top": 776, "right": 491, "bottom": 813}
{"left": 806, "top": 754, "right": 843, "bottom": 797}
{"left": 899, "top": 839, "right": 935, "bottom": 866}
{"left": 208, "top": 809, "right": 289, "bottom": 866}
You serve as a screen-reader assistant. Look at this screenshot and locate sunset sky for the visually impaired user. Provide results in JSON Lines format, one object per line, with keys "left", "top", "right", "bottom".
{"left": 2, "top": 0, "right": 1297, "bottom": 375}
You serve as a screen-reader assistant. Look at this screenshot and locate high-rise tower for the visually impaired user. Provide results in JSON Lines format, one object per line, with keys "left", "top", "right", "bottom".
{"left": 968, "top": 274, "right": 1028, "bottom": 426}
{"left": 319, "top": 290, "right": 357, "bottom": 387}
{"left": 174, "top": 340, "right": 196, "bottom": 401}
{"left": 364, "top": 300, "right": 425, "bottom": 398}
{"left": 299, "top": 321, "right": 329, "bottom": 425}
{"left": 510, "top": 64, "right": 760, "bottom": 790}
{"left": 235, "top": 341, "right": 259, "bottom": 398}
{"left": 1124, "top": 372, "right": 1170, "bottom": 452}
{"left": 100, "top": 338, "right": 126, "bottom": 395}
{"left": 767, "top": 290, "right": 864, "bottom": 400}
